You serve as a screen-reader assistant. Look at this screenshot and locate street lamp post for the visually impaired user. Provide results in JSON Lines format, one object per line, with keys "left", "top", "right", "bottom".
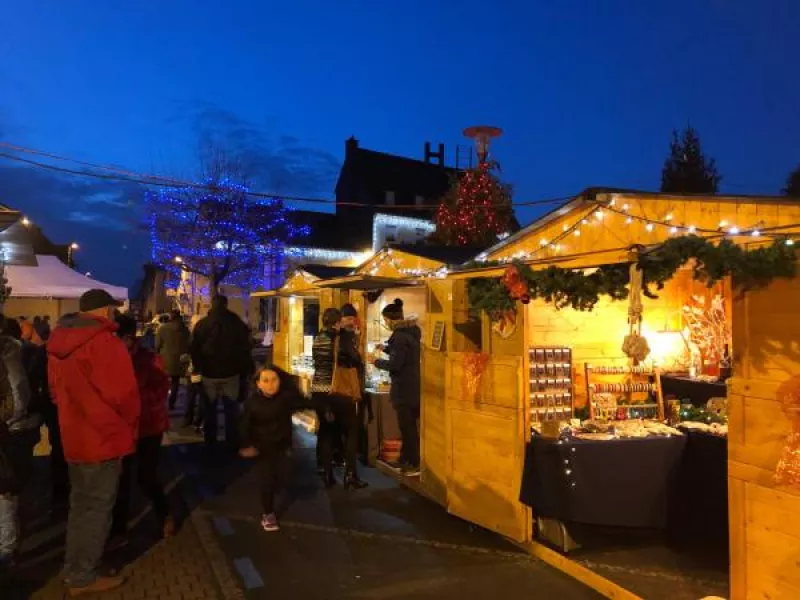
{"left": 68, "top": 242, "right": 79, "bottom": 268}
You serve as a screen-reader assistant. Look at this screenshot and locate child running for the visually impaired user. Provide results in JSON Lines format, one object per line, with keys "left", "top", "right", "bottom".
{"left": 239, "top": 366, "right": 315, "bottom": 532}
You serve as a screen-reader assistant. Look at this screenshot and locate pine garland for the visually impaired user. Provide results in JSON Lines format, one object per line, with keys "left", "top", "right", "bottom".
{"left": 467, "top": 236, "right": 797, "bottom": 318}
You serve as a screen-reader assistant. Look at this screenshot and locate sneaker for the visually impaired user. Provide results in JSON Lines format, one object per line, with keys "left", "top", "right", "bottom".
{"left": 402, "top": 464, "right": 421, "bottom": 477}
{"left": 261, "top": 513, "right": 279, "bottom": 532}
{"left": 66, "top": 575, "right": 125, "bottom": 596}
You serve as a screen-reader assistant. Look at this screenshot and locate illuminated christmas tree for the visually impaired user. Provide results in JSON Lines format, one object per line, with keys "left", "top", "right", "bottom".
{"left": 430, "top": 161, "right": 513, "bottom": 247}
{"left": 146, "top": 177, "right": 308, "bottom": 295}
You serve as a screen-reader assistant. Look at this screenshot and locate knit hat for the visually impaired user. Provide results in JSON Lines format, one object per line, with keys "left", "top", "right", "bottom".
{"left": 381, "top": 298, "right": 404, "bottom": 320}
{"left": 341, "top": 303, "right": 358, "bottom": 318}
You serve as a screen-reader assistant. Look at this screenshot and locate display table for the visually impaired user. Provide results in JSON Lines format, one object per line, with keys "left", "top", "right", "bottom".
{"left": 520, "top": 435, "right": 687, "bottom": 529}
{"left": 363, "top": 389, "right": 399, "bottom": 466}
{"left": 661, "top": 375, "right": 727, "bottom": 406}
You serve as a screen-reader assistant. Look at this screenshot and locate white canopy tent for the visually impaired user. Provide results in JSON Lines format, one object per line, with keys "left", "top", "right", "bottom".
{"left": 6, "top": 255, "right": 127, "bottom": 300}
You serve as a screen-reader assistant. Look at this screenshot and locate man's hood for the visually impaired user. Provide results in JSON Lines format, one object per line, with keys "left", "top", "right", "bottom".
{"left": 47, "top": 314, "right": 118, "bottom": 359}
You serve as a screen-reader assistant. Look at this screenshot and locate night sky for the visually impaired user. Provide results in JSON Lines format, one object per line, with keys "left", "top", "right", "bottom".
{"left": 1, "top": 0, "right": 799, "bottom": 288}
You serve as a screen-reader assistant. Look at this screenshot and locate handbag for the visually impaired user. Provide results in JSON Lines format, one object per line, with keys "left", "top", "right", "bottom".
{"left": 330, "top": 337, "right": 361, "bottom": 402}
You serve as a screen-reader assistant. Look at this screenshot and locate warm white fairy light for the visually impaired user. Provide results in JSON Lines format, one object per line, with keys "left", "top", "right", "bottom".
{"left": 622, "top": 203, "right": 630, "bottom": 211}
{"left": 688, "top": 225, "right": 697, "bottom": 234}
{"left": 729, "top": 226, "right": 740, "bottom": 235}
{"left": 645, "top": 223, "right": 654, "bottom": 232}
{"left": 595, "top": 210, "right": 604, "bottom": 220}
{"left": 609, "top": 198, "right": 616, "bottom": 206}
{"left": 574, "top": 229, "right": 581, "bottom": 237}
{"left": 670, "top": 226, "right": 678, "bottom": 235}
{"left": 786, "top": 239, "right": 795, "bottom": 246}
{"left": 719, "top": 220, "right": 728, "bottom": 228}
{"left": 540, "top": 238, "right": 548, "bottom": 246}
{"left": 562, "top": 224, "right": 569, "bottom": 232}
{"left": 665, "top": 213, "right": 673, "bottom": 221}
{"left": 751, "top": 230, "right": 761, "bottom": 237}
{"left": 625, "top": 217, "right": 633, "bottom": 225}
{"left": 582, "top": 219, "right": 589, "bottom": 225}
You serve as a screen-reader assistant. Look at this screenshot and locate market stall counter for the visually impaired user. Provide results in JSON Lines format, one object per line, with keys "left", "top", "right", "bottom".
{"left": 521, "top": 434, "right": 686, "bottom": 531}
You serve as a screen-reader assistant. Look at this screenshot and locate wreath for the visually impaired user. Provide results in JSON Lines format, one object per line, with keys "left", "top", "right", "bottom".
{"left": 467, "top": 236, "right": 797, "bottom": 318}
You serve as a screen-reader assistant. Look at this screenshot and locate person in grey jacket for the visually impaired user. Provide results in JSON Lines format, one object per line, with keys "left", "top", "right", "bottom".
{"left": 156, "top": 310, "right": 190, "bottom": 410}
{"left": 0, "top": 315, "right": 39, "bottom": 571}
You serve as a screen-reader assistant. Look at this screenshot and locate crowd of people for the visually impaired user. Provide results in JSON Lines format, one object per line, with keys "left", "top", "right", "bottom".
{"left": 0, "top": 289, "right": 423, "bottom": 594}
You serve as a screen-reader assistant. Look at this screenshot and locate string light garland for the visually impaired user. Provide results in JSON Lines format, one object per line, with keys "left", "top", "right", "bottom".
{"left": 467, "top": 235, "right": 798, "bottom": 318}
{"left": 146, "top": 177, "right": 309, "bottom": 291}
{"left": 0, "top": 146, "right": 571, "bottom": 211}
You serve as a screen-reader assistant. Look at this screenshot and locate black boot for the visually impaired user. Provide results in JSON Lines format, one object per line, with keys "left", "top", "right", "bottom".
{"left": 344, "top": 469, "right": 368, "bottom": 490}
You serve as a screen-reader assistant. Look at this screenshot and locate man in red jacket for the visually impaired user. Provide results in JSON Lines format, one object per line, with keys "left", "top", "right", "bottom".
{"left": 48, "top": 290, "right": 139, "bottom": 596}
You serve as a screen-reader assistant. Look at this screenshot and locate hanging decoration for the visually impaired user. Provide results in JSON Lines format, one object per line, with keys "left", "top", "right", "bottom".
{"left": 622, "top": 261, "right": 651, "bottom": 362}
{"left": 467, "top": 236, "right": 797, "bottom": 319}
{"left": 774, "top": 376, "right": 800, "bottom": 489}
{"left": 681, "top": 294, "right": 731, "bottom": 374}
{"left": 462, "top": 353, "right": 490, "bottom": 400}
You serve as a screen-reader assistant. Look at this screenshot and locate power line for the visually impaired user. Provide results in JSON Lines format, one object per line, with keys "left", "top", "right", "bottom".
{"left": 0, "top": 143, "right": 574, "bottom": 210}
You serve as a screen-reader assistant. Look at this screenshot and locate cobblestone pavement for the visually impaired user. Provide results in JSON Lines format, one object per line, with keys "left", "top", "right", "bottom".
{"left": 5, "top": 408, "right": 225, "bottom": 600}
{"left": 25, "top": 518, "right": 221, "bottom": 600}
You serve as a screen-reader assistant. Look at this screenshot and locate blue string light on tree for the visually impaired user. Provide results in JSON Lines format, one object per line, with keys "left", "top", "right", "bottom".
{"left": 145, "top": 177, "right": 309, "bottom": 292}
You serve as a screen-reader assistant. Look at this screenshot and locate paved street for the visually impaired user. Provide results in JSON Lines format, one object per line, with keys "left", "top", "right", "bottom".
{"left": 174, "top": 428, "right": 602, "bottom": 600}
{"left": 4, "top": 414, "right": 602, "bottom": 599}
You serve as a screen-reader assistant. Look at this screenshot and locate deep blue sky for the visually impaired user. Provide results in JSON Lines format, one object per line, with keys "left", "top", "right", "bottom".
{"left": 1, "top": 0, "right": 799, "bottom": 287}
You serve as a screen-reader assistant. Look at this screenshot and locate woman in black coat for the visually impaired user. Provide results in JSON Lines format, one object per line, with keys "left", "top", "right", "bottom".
{"left": 239, "top": 366, "right": 314, "bottom": 532}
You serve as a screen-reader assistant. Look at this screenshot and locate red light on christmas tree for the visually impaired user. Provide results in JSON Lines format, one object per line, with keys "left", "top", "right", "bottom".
{"left": 430, "top": 125, "right": 513, "bottom": 247}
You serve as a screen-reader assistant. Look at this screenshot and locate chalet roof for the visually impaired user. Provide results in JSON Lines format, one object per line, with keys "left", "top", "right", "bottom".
{"left": 387, "top": 243, "right": 484, "bottom": 265}
{"left": 485, "top": 186, "right": 800, "bottom": 257}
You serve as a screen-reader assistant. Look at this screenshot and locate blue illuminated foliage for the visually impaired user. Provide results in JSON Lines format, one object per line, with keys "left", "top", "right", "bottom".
{"left": 146, "top": 178, "right": 309, "bottom": 291}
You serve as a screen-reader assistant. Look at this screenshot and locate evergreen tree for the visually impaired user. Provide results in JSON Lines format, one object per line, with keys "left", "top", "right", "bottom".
{"left": 429, "top": 161, "right": 514, "bottom": 247}
{"left": 783, "top": 164, "right": 800, "bottom": 197}
{"left": 660, "top": 126, "right": 721, "bottom": 194}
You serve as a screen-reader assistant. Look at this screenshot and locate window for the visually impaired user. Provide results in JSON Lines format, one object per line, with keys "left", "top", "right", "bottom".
{"left": 415, "top": 195, "right": 424, "bottom": 206}
{"left": 385, "top": 191, "right": 395, "bottom": 205}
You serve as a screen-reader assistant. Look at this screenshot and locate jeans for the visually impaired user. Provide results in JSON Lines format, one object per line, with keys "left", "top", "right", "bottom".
{"left": 184, "top": 382, "right": 206, "bottom": 426}
{"left": 320, "top": 395, "right": 359, "bottom": 474}
{"left": 202, "top": 376, "right": 241, "bottom": 449}
{"left": 395, "top": 404, "right": 420, "bottom": 468}
{"left": 111, "top": 436, "right": 169, "bottom": 537}
{"left": 64, "top": 459, "right": 122, "bottom": 587}
{"left": 258, "top": 449, "right": 290, "bottom": 515}
{"left": 0, "top": 494, "right": 19, "bottom": 559}
{"left": 43, "top": 405, "right": 70, "bottom": 505}
{"left": 168, "top": 376, "right": 181, "bottom": 410}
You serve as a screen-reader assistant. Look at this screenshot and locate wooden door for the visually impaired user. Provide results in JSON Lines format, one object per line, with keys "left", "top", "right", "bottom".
{"left": 444, "top": 352, "right": 528, "bottom": 542}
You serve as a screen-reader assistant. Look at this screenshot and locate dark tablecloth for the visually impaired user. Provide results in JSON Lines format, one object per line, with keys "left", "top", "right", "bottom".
{"left": 661, "top": 376, "right": 727, "bottom": 407}
{"left": 520, "top": 435, "right": 687, "bottom": 529}
{"left": 670, "top": 430, "right": 728, "bottom": 546}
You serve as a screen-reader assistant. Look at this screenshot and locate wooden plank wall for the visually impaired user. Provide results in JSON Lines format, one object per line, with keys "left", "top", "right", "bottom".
{"left": 445, "top": 351, "right": 528, "bottom": 542}
{"left": 526, "top": 270, "right": 723, "bottom": 408}
{"left": 729, "top": 273, "right": 800, "bottom": 599}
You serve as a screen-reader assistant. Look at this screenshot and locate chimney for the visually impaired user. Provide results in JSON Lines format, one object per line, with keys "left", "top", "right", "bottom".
{"left": 346, "top": 136, "right": 359, "bottom": 157}
{"left": 424, "top": 142, "right": 445, "bottom": 166}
